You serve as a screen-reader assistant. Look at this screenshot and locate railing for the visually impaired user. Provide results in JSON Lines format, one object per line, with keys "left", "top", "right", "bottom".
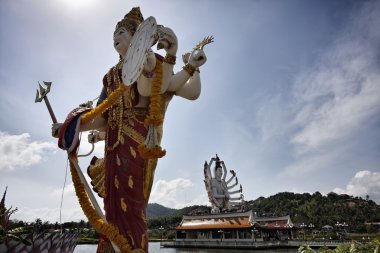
{"left": 162, "top": 239, "right": 286, "bottom": 249}
{"left": 161, "top": 239, "right": 345, "bottom": 249}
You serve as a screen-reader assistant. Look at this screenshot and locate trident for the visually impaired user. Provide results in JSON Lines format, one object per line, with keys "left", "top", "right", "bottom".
{"left": 34, "top": 80, "right": 103, "bottom": 214}
{"left": 35, "top": 81, "right": 57, "bottom": 123}
{"left": 34, "top": 81, "right": 113, "bottom": 248}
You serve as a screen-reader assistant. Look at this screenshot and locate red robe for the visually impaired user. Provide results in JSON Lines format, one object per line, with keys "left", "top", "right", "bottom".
{"left": 91, "top": 55, "right": 172, "bottom": 253}
{"left": 98, "top": 62, "right": 149, "bottom": 252}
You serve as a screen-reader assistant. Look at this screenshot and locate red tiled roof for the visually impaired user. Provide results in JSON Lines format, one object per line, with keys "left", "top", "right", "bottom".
{"left": 256, "top": 220, "right": 290, "bottom": 230}
{"left": 176, "top": 211, "right": 253, "bottom": 230}
{"left": 251, "top": 215, "right": 293, "bottom": 230}
{"left": 176, "top": 211, "right": 294, "bottom": 231}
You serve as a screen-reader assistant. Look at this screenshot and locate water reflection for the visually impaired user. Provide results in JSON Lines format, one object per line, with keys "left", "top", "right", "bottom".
{"left": 74, "top": 242, "right": 297, "bottom": 253}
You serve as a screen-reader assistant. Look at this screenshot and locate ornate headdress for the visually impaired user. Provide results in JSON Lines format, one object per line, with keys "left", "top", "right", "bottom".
{"left": 214, "top": 155, "right": 222, "bottom": 176}
{"left": 115, "top": 7, "right": 144, "bottom": 35}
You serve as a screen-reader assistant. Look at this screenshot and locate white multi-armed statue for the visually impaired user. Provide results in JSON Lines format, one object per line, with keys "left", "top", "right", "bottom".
{"left": 204, "top": 155, "right": 245, "bottom": 214}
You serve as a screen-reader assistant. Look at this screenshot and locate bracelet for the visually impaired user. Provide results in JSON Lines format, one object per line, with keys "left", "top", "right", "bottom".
{"left": 164, "top": 54, "right": 176, "bottom": 65}
{"left": 142, "top": 69, "right": 154, "bottom": 78}
{"left": 182, "top": 63, "right": 196, "bottom": 76}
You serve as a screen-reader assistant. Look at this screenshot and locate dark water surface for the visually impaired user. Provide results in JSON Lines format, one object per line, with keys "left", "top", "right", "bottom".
{"left": 74, "top": 242, "right": 298, "bottom": 253}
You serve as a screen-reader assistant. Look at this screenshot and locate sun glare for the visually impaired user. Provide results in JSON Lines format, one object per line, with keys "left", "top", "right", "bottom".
{"left": 58, "top": 0, "right": 97, "bottom": 9}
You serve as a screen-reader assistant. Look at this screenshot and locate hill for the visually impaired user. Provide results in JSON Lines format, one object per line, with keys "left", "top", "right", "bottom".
{"left": 147, "top": 203, "right": 177, "bottom": 218}
{"left": 147, "top": 205, "right": 210, "bottom": 229}
{"left": 148, "top": 192, "right": 380, "bottom": 233}
{"left": 246, "top": 192, "right": 380, "bottom": 232}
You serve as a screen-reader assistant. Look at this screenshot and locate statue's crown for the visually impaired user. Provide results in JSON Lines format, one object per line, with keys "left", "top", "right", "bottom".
{"left": 125, "top": 7, "right": 144, "bottom": 24}
{"left": 115, "top": 7, "right": 144, "bottom": 35}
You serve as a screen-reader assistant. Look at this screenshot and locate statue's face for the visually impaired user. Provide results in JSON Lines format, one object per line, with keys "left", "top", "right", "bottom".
{"left": 215, "top": 167, "right": 223, "bottom": 179}
{"left": 114, "top": 27, "right": 132, "bottom": 57}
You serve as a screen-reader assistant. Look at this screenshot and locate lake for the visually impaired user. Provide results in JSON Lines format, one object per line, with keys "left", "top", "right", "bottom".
{"left": 74, "top": 242, "right": 298, "bottom": 253}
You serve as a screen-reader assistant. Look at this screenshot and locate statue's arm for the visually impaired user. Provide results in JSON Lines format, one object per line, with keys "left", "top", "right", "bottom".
{"left": 80, "top": 117, "right": 107, "bottom": 132}
{"left": 229, "top": 185, "right": 242, "bottom": 195}
{"left": 226, "top": 173, "right": 236, "bottom": 185}
{"left": 79, "top": 112, "right": 107, "bottom": 144}
{"left": 152, "top": 26, "right": 178, "bottom": 95}
{"left": 221, "top": 161, "right": 227, "bottom": 181}
{"left": 204, "top": 161, "right": 212, "bottom": 181}
{"left": 228, "top": 189, "right": 241, "bottom": 195}
{"left": 78, "top": 87, "right": 108, "bottom": 132}
{"left": 174, "top": 72, "right": 201, "bottom": 100}
{"left": 227, "top": 178, "right": 238, "bottom": 190}
{"left": 229, "top": 196, "right": 242, "bottom": 201}
{"left": 168, "top": 48, "right": 206, "bottom": 100}
{"left": 137, "top": 49, "right": 155, "bottom": 96}
{"left": 208, "top": 157, "right": 216, "bottom": 173}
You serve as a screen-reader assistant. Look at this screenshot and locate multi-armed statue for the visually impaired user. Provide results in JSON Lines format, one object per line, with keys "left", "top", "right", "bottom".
{"left": 204, "top": 155, "right": 244, "bottom": 214}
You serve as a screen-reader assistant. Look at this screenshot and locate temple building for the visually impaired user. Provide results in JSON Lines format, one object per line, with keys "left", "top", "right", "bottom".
{"left": 162, "top": 156, "right": 298, "bottom": 249}
{"left": 175, "top": 210, "right": 294, "bottom": 241}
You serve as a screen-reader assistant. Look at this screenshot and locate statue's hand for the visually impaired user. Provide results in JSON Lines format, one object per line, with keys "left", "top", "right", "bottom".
{"left": 88, "top": 131, "right": 105, "bottom": 144}
{"left": 157, "top": 26, "right": 178, "bottom": 55}
{"left": 188, "top": 49, "right": 207, "bottom": 68}
{"left": 51, "top": 123, "right": 62, "bottom": 138}
{"left": 143, "top": 49, "right": 156, "bottom": 73}
{"left": 182, "top": 52, "right": 190, "bottom": 64}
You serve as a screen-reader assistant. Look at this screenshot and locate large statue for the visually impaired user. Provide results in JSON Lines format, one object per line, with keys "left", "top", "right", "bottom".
{"left": 53, "top": 7, "right": 211, "bottom": 253}
{"left": 204, "top": 155, "right": 244, "bottom": 214}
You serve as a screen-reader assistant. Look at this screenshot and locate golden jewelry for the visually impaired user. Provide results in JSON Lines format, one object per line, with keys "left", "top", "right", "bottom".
{"left": 164, "top": 54, "right": 176, "bottom": 65}
{"left": 183, "top": 63, "right": 196, "bottom": 76}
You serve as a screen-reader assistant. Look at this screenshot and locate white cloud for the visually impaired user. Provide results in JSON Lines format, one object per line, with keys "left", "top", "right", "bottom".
{"left": 49, "top": 183, "right": 76, "bottom": 199}
{"left": 291, "top": 38, "right": 380, "bottom": 154}
{"left": 12, "top": 183, "right": 101, "bottom": 223}
{"left": 149, "top": 178, "right": 197, "bottom": 209}
{"left": 282, "top": 152, "right": 333, "bottom": 177}
{"left": 289, "top": 0, "right": 380, "bottom": 156}
{"left": 334, "top": 170, "right": 380, "bottom": 203}
{"left": 255, "top": 94, "right": 292, "bottom": 141}
{"left": 279, "top": 0, "right": 380, "bottom": 181}
{"left": 0, "top": 131, "right": 56, "bottom": 171}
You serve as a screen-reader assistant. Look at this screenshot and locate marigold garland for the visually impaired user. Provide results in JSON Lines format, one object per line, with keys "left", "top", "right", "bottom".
{"left": 69, "top": 157, "right": 133, "bottom": 252}
{"left": 80, "top": 84, "right": 128, "bottom": 125}
{"left": 138, "top": 59, "right": 166, "bottom": 159}
{"left": 143, "top": 60, "right": 164, "bottom": 127}
{"left": 138, "top": 144, "right": 166, "bottom": 159}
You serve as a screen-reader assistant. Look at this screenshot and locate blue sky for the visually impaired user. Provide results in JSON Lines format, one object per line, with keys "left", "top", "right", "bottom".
{"left": 1, "top": 0, "right": 379, "bottom": 223}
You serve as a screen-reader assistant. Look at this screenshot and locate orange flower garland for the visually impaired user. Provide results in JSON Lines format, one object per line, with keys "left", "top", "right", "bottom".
{"left": 143, "top": 60, "right": 164, "bottom": 127}
{"left": 69, "top": 157, "right": 134, "bottom": 252}
{"left": 138, "top": 59, "right": 166, "bottom": 159}
{"left": 80, "top": 84, "right": 128, "bottom": 125}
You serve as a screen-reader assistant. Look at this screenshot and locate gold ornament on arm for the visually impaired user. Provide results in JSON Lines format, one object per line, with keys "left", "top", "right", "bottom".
{"left": 182, "top": 63, "right": 196, "bottom": 76}
{"left": 163, "top": 54, "right": 176, "bottom": 65}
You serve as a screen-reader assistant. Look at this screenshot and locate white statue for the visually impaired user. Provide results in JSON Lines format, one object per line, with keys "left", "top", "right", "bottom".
{"left": 204, "top": 155, "right": 244, "bottom": 214}
{"left": 52, "top": 7, "right": 213, "bottom": 252}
